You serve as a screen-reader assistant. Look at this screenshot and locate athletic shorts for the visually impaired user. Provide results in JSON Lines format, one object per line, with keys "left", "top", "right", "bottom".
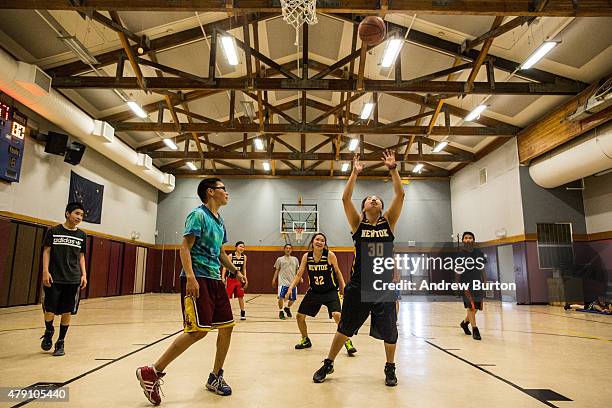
{"left": 338, "top": 283, "right": 398, "bottom": 344}
{"left": 462, "top": 289, "right": 483, "bottom": 311}
{"left": 298, "top": 290, "right": 341, "bottom": 317}
{"left": 42, "top": 283, "right": 80, "bottom": 315}
{"left": 226, "top": 277, "right": 245, "bottom": 298}
{"left": 278, "top": 285, "right": 297, "bottom": 301}
{"left": 181, "top": 276, "right": 235, "bottom": 332}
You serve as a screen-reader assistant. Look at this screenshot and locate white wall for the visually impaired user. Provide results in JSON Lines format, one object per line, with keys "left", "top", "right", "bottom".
{"left": 0, "top": 136, "right": 159, "bottom": 243}
{"left": 451, "top": 138, "right": 525, "bottom": 242}
{"left": 583, "top": 172, "right": 612, "bottom": 234}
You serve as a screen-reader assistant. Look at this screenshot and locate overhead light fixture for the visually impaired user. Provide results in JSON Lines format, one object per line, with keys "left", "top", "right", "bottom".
{"left": 186, "top": 161, "right": 197, "bottom": 171}
{"left": 381, "top": 38, "right": 403, "bottom": 68}
{"left": 221, "top": 36, "right": 239, "bottom": 66}
{"left": 413, "top": 163, "right": 424, "bottom": 173}
{"left": 433, "top": 141, "right": 448, "bottom": 153}
{"left": 254, "top": 138, "right": 264, "bottom": 151}
{"left": 521, "top": 41, "right": 558, "bottom": 70}
{"left": 464, "top": 104, "right": 487, "bottom": 122}
{"left": 341, "top": 162, "right": 350, "bottom": 172}
{"left": 360, "top": 102, "right": 375, "bottom": 120}
{"left": 348, "top": 138, "right": 359, "bottom": 152}
{"left": 127, "top": 101, "right": 148, "bottom": 119}
{"left": 262, "top": 161, "right": 271, "bottom": 171}
{"left": 163, "top": 138, "right": 178, "bottom": 150}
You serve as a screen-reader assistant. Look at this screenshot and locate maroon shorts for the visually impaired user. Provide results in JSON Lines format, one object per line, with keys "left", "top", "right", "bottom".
{"left": 226, "top": 277, "right": 245, "bottom": 299}
{"left": 180, "top": 276, "right": 235, "bottom": 332}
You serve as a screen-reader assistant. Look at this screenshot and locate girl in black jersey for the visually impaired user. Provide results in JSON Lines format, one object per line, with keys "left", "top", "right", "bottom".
{"left": 313, "top": 150, "right": 405, "bottom": 387}
{"left": 284, "top": 233, "right": 356, "bottom": 355}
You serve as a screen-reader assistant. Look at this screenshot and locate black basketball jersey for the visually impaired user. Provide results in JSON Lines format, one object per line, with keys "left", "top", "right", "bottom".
{"left": 350, "top": 216, "right": 394, "bottom": 285}
{"left": 307, "top": 248, "right": 337, "bottom": 294}
{"left": 229, "top": 253, "right": 245, "bottom": 278}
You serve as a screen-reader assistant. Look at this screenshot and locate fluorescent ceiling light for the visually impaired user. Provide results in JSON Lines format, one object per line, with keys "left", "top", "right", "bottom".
{"left": 464, "top": 104, "right": 487, "bottom": 122}
{"left": 254, "top": 138, "right": 264, "bottom": 151}
{"left": 221, "top": 36, "right": 239, "bottom": 66}
{"left": 413, "top": 163, "right": 424, "bottom": 173}
{"left": 262, "top": 161, "right": 271, "bottom": 171}
{"left": 521, "top": 41, "right": 558, "bottom": 70}
{"left": 381, "top": 38, "right": 403, "bottom": 68}
{"left": 433, "top": 141, "right": 448, "bottom": 153}
{"left": 341, "top": 162, "right": 350, "bottom": 172}
{"left": 360, "top": 102, "right": 375, "bottom": 120}
{"left": 127, "top": 101, "right": 147, "bottom": 119}
{"left": 163, "top": 138, "right": 178, "bottom": 150}
{"left": 186, "top": 161, "right": 197, "bottom": 171}
{"left": 348, "top": 138, "right": 359, "bottom": 152}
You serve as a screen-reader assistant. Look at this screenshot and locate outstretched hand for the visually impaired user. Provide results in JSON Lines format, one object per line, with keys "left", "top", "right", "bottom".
{"left": 353, "top": 154, "right": 363, "bottom": 174}
{"left": 382, "top": 149, "right": 397, "bottom": 170}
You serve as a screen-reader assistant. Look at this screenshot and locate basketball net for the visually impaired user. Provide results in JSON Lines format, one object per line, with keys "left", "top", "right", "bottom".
{"left": 294, "top": 226, "right": 305, "bottom": 243}
{"left": 280, "top": 0, "right": 318, "bottom": 45}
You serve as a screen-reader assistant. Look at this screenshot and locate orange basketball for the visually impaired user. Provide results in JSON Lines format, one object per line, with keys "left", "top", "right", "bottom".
{"left": 358, "top": 16, "right": 387, "bottom": 46}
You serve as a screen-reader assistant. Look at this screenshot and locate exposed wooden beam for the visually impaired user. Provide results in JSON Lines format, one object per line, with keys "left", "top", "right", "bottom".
{"left": 463, "top": 16, "right": 535, "bottom": 51}
{"left": 52, "top": 76, "right": 584, "bottom": 95}
{"left": 465, "top": 16, "right": 504, "bottom": 92}
{"left": 116, "top": 122, "right": 517, "bottom": 136}
{"left": 12, "top": 1, "right": 612, "bottom": 17}
{"left": 108, "top": 11, "right": 146, "bottom": 90}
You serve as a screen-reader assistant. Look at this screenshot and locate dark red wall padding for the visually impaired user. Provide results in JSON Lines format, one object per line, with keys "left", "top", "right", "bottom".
{"left": 161, "top": 249, "right": 179, "bottom": 293}
{"left": 121, "top": 244, "right": 137, "bottom": 295}
{"left": 145, "top": 248, "right": 162, "bottom": 293}
{"left": 89, "top": 237, "right": 110, "bottom": 298}
{"left": 106, "top": 241, "right": 123, "bottom": 297}
{"left": 8, "top": 224, "right": 41, "bottom": 306}
{"left": 0, "top": 220, "right": 16, "bottom": 307}
{"left": 80, "top": 236, "right": 92, "bottom": 299}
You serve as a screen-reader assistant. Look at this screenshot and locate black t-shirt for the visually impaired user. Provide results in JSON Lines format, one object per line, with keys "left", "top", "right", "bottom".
{"left": 456, "top": 247, "right": 486, "bottom": 284}
{"left": 44, "top": 224, "right": 87, "bottom": 284}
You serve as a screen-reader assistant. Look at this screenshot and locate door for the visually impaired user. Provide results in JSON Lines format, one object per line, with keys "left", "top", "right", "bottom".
{"left": 497, "top": 244, "right": 516, "bottom": 302}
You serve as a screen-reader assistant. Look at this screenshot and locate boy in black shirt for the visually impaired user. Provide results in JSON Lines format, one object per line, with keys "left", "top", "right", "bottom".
{"left": 40, "top": 202, "right": 88, "bottom": 356}
{"left": 457, "top": 231, "right": 487, "bottom": 340}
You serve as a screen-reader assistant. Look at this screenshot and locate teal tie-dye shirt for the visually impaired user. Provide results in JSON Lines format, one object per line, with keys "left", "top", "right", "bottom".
{"left": 181, "top": 205, "right": 228, "bottom": 280}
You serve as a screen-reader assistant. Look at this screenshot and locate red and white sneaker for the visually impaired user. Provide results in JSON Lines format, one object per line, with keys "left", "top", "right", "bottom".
{"left": 136, "top": 365, "right": 165, "bottom": 405}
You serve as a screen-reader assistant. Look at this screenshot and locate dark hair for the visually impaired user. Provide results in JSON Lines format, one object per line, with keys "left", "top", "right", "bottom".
{"left": 197, "top": 177, "right": 223, "bottom": 203}
{"left": 308, "top": 233, "right": 328, "bottom": 251}
{"left": 65, "top": 202, "right": 85, "bottom": 216}
{"left": 462, "top": 231, "right": 475, "bottom": 241}
{"left": 284, "top": 244, "right": 292, "bottom": 249}
{"left": 361, "top": 196, "right": 384, "bottom": 213}
{"left": 235, "top": 241, "right": 245, "bottom": 247}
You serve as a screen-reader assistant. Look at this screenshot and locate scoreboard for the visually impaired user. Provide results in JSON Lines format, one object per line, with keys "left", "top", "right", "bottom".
{"left": 0, "top": 102, "right": 26, "bottom": 183}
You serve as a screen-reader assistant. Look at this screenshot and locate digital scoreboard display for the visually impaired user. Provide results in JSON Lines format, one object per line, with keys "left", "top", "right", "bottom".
{"left": 0, "top": 103, "right": 26, "bottom": 183}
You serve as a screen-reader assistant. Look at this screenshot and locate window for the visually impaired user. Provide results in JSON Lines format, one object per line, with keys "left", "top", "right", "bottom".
{"left": 536, "top": 223, "right": 573, "bottom": 269}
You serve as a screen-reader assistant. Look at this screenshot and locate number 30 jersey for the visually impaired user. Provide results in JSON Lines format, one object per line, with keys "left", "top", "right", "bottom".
{"left": 350, "top": 216, "right": 395, "bottom": 285}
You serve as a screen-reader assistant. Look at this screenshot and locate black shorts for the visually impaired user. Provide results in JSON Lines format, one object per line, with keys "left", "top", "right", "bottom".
{"left": 43, "top": 283, "right": 80, "bottom": 315}
{"left": 463, "top": 289, "right": 483, "bottom": 310}
{"left": 298, "top": 290, "right": 341, "bottom": 318}
{"left": 338, "top": 283, "right": 398, "bottom": 344}
{"left": 180, "top": 276, "right": 235, "bottom": 332}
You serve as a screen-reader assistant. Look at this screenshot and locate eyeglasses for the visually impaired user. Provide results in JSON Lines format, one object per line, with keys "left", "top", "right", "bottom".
{"left": 210, "top": 186, "right": 227, "bottom": 192}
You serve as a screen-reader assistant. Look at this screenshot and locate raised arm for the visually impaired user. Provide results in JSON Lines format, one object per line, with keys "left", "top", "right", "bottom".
{"left": 343, "top": 155, "right": 363, "bottom": 232}
{"left": 329, "top": 251, "right": 346, "bottom": 295}
{"left": 382, "top": 150, "right": 405, "bottom": 232}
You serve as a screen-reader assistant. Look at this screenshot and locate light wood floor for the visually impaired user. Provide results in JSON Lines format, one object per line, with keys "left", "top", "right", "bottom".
{"left": 0, "top": 294, "right": 611, "bottom": 408}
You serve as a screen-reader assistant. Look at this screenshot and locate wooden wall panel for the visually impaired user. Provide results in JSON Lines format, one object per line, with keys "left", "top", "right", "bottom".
{"left": 89, "top": 237, "right": 111, "bottom": 298}
{"left": 8, "top": 224, "right": 37, "bottom": 306}
{"left": 121, "top": 244, "right": 137, "bottom": 295}
{"left": 0, "top": 221, "right": 16, "bottom": 307}
{"left": 106, "top": 241, "right": 123, "bottom": 297}
{"left": 517, "top": 77, "right": 611, "bottom": 164}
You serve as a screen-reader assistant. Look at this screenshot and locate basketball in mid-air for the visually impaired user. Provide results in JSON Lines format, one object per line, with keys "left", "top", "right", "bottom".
{"left": 358, "top": 16, "right": 387, "bottom": 46}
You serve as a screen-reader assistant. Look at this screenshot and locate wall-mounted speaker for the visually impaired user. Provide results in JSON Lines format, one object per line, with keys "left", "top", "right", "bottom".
{"left": 64, "top": 142, "right": 86, "bottom": 165}
{"left": 44, "top": 131, "right": 68, "bottom": 155}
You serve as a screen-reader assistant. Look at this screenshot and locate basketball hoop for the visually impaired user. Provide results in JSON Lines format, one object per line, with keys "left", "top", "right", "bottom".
{"left": 280, "top": 0, "right": 318, "bottom": 45}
